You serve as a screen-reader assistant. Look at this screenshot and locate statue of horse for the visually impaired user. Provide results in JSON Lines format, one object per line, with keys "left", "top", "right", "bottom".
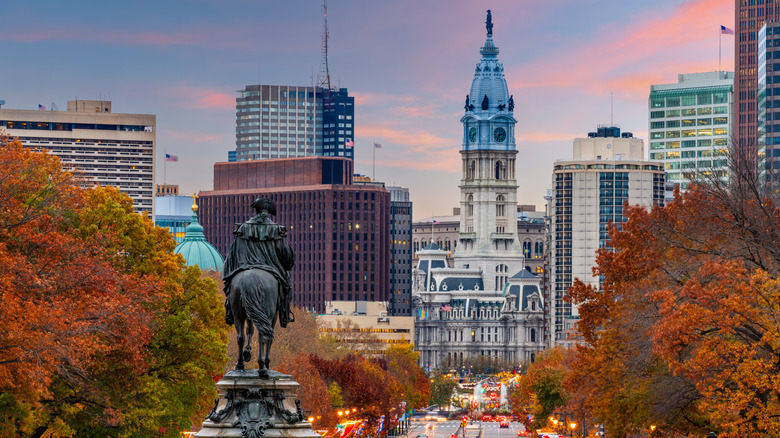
{"left": 228, "top": 268, "right": 279, "bottom": 376}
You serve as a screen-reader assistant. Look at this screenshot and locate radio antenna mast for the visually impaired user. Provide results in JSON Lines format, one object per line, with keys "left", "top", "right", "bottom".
{"left": 316, "top": 0, "right": 332, "bottom": 91}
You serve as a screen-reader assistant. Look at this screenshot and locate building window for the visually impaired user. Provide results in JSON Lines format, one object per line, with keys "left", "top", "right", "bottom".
{"left": 496, "top": 195, "right": 505, "bottom": 217}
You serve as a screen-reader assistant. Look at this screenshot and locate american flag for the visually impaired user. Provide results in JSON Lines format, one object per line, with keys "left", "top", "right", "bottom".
{"left": 165, "top": 153, "right": 178, "bottom": 162}
{"left": 441, "top": 304, "right": 452, "bottom": 312}
{"left": 374, "top": 142, "right": 382, "bottom": 149}
{"left": 345, "top": 139, "right": 354, "bottom": 147}
{"left": 721, "top": 25, "right": 734, "bottom": 35}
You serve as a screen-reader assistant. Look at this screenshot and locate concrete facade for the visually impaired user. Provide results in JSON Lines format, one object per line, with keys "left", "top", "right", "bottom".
{"left": 0, "top": 100, "right": 155, "bottom": 214}
{"left": 549, "top": 127, "right": 665, "bottom": 346}
{"left": 318, "top": 301, "right": 414, "bottom": 357}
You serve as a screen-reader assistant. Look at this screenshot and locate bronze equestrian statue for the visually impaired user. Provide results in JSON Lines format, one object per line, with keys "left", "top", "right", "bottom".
{"left": 222, "top": 197, "right": 295, "bottom": 376}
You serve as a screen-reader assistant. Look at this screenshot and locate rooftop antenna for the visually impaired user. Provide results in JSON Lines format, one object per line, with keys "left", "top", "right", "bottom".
{"left": 315, "top": 0, "right": 332, "bottom": 91}
{"left": 610, "top": 91, "right": 614, "bottom": 126}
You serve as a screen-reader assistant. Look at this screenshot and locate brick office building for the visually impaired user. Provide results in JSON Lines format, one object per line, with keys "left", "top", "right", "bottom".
{"left": 198, "top": 157, "right": 390, "bottom": 313}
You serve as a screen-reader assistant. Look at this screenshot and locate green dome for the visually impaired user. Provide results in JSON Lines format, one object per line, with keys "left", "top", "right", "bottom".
{"left": 174, "top": 203, "right": 224, "bottom": 273}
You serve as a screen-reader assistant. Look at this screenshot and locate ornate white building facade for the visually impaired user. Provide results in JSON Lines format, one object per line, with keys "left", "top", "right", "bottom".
{"left": 413, "top": 11, "right": 546, "bottom": 372}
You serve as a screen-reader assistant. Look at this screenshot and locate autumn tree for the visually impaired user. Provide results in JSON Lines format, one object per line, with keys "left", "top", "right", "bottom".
{"left": 568, "top": 146, "right": 780, "bottom": 436}
{"left": 0, "top": 136, "right": 228, "bottom": 437}
{"left": 383, "top": 344, "right": 430, "bottom": 412}
{"left": 511, "top": 348, "right": 571, "bottom": 430}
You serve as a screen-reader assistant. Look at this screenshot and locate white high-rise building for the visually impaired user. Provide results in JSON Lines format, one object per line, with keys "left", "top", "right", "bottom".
{"left": 549, "top": 126, "right": 665, "bottom": 346}
{"left": 0, "top": 100, "right": 156, "bottom": 214}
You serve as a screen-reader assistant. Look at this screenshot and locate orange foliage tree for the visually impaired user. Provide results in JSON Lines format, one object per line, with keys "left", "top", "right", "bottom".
{"left": 0, "top": 136, "right": 228, "bottom": 437}
{"left": 568, "top": 156, "right": 780, "bottom": 437}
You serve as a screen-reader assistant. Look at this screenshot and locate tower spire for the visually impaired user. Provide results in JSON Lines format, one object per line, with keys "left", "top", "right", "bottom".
{"left": 316, "top": 0, "right": 332, "bottom": 90}
{"left": 486, "top": 9, "right": 493, "bottom": 36}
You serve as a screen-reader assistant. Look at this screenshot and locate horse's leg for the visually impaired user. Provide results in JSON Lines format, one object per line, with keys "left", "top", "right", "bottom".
{"left": 235, "top": 320, "right": 245, "bottom": 370}
{"left": 264, "top": 308, "right": 277, "bottom": 371}
{"left": 243, "top": 321, "right": 254, "bottom": 363}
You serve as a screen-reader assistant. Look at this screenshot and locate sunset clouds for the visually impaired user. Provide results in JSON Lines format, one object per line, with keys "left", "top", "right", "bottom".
{"left": 2, "top": 0, "right": 735, "bottom": 217}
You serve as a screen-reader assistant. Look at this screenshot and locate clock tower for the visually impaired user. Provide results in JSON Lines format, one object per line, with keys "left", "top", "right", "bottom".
{"left": 454, "top": 10, "right": 524, "bottom": 292}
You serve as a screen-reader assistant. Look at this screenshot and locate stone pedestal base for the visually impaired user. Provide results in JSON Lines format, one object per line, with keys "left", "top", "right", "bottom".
{"left": 195, "top": 369, "right": 321, "bottom": 437}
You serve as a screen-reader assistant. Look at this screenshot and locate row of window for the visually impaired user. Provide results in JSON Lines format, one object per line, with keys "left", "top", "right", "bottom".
{"left": 650, "top": 92, "right": 728, "bottom": 108}
{"left": 650, "top": 117, "right": 728, "bottom": 129}
{"left": 650, "top": 128, "right": 728, "bottom": 139}
{"left": 651, "top": 140, "right": 728, "bottom": 149}
{"left": 650, "top": 106, "right": 728, "bottom": 118}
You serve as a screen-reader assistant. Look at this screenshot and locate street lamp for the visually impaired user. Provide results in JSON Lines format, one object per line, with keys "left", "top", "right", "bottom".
{"left": 569, "top": 422, "right": 576, "bottom": 437}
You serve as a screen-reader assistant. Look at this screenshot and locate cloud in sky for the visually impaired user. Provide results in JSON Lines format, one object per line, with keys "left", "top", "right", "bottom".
{"left": 162, "top": 87, "right": 235, "bottom": 110}
{"left": 1, "top": 0, "right": 736, "bottom": 217}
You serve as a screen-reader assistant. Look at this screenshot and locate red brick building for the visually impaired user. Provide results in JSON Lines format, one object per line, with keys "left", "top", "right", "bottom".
{"left": 198, "top": 157, "right": 390, "bottom": 313}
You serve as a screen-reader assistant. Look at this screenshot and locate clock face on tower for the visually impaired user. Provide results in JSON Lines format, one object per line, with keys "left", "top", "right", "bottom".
{"left": 468, "top": 127, "right": 477, "bottom": 142}
{"left": 493, "top": 127, "right": 506, "bottom": 143}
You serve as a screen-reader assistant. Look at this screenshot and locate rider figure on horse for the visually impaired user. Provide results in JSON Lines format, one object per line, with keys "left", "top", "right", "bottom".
{"left": 222, "top": 197, "right": 295, "bottom": 328}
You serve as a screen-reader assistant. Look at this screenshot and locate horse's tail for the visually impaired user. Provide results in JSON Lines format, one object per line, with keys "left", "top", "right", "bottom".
{"left": 237, "top": 271, "right": 274, "bottom": 341}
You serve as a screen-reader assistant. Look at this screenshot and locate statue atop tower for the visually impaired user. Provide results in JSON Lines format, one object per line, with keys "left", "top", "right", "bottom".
{"left": 486, "top": 9, "right": 493, "bottom": 36}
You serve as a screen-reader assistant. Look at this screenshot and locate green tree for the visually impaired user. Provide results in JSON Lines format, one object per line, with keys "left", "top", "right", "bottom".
{"left": 429, "top": 373, "right": 457, "bottom": 409}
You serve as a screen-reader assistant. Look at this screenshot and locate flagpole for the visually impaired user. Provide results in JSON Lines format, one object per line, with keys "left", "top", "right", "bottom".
{"left": 719, "top": 28, "right": 722, "bottom": 71}
{"left": 373, "top": 141, "right": 376, "bottom": 181}
{"left": 164, "top": 149, "right": 167, "bottom": 186}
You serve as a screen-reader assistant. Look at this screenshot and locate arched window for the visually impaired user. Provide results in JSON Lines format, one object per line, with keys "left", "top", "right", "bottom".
{"left": 534, "top": 241, "right": 544, "bottom": 258}
{"left": 523, "top": 241, "right": 531, "bottom": 258}
{"left": 467, "top": 194, "right": 474, "bottom": 217}
{"left": 496, "top": 195, "right": 505, "bottom": 217}
{"left": 530, "top": 328, "right": 536, "bottom": 342}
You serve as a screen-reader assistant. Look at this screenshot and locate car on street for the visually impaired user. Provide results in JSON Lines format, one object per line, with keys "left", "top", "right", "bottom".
{"left": 481, "top": 414, "right": 492, "bottom": 422}
{"left": 516, "top": 431, "right": 528, "bottom": 437}
{"left": 500, "top": 421, "right": 509, "bottom": 428}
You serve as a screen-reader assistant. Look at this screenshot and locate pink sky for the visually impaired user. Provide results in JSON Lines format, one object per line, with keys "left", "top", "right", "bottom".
{"left": 1, "top": 0, "right": 734, "bottom": 219}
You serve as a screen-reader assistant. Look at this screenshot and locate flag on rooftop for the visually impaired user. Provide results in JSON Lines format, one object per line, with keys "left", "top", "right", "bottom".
{"left": 721, "top": 25, "right": 734, "bottom": 35}
{"left": 345, "top": 138, "right": 354, "bottom": 147}
{"left": 441, "top": 304, "right": 452, "bottom": 312}
{"left": 374, "top": 142, "right": 382, "bottom": 149}
{"left": 165, "top": 153, "right": 178, "bottom": 162}
{"left": 37, "top": 104, "right": 46, "bottom": 110}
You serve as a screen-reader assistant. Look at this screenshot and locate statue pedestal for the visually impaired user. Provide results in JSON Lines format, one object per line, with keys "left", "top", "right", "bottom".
{"left": 195, "top": 369, "right": 321, "bottom": 437}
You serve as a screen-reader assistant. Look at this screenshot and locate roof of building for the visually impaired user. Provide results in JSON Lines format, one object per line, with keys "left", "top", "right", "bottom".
{"left": 511, "top": 268, "right": 537, "bottom": 279}
{"left": 423, "top": 241, "right": 443, "bottom": 250}
{"left": 174, "top": 202, "right": 224, "bottom": 273}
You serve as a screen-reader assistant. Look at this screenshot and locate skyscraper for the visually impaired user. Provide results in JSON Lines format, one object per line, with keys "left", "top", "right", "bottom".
{"left": 233, "top": 84, "right": 354, "bottom": 162}
{"left": 198, "top": 156, "right": 390, "bottom": 313}
{"left": 735, "top": 4, "right": 779, "bottom": 165}
{"left": 758, "top": 22, "right": 780, "bottom": 180}
{"left": 388, "top": 186, "right": 413, "bottom": 316}
{"left": 649, "top": 71, "right": 734, "bottom": 190}
{"left": 0, "top": 100, "right": 156, "bottom": 214}
{"left": 549, "top": 126, "right": 665, "bottom": 346}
